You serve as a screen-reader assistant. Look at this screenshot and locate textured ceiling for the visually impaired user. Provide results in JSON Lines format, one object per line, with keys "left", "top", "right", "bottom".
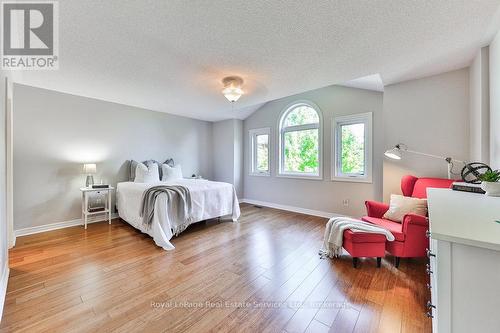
{"left": 340, "top": 74, "right": 384, "bottom": 92}
{"left": 9, "top": 0, "right": 500, "bottom": 121}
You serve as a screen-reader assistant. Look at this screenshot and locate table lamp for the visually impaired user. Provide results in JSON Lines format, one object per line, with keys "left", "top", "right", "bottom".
{"left": 83, "top": 163, "right": 96, "bottom": 187}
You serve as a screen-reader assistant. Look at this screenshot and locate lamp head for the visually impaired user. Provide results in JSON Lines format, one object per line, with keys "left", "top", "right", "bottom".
{"left": 384, "top": 146, "right": 402, "bottom": 160}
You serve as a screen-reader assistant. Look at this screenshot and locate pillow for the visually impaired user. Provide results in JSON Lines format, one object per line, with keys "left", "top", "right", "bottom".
{"left": 383, "top": 194, "right": 428, "bottom": 223}
{"left": 129, "top": 159, "right": 162, "bottom": 181}
{"left": 134, "top": 162, "right": 160, "bottom": 183}
{"left": 161, "top": 164, "right": 183, "bottom": 181}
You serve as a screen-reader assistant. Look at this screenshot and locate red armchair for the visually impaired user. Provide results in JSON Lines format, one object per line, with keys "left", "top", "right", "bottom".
{"left": 362, "top": 175, "right": 454, "bottom": 267}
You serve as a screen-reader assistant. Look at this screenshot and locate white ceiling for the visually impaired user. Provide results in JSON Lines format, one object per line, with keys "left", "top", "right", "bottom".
{"left": 9, "top": 1, "right": 500, "bottom": 121}
{"left": 340, "top": 74, "right": 384, "bottom": 92}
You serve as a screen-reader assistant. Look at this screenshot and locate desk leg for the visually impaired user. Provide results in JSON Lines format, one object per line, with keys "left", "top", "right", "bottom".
{"left": 84, "top": 192, "right": 88, "bottom": 230}
{"left": 81, "top": 192, "right": 84, "bottom": 222}
{"left": 108, "top": 191, "right": 112, "bottom": 225}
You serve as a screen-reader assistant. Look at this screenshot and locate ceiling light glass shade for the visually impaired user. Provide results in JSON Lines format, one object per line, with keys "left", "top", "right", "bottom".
{"left": 384, "top": 148, "right": 402, "bottom": 160}
{"left": 83, "top": 163, "right": 97, "bottom": 174}
{"left": 222, "top": 86, "right": 243, "bottom": 102}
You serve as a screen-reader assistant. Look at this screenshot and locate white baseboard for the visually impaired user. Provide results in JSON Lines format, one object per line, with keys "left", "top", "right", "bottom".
{"left": 0, "top": 262, "right": 9, "bottom": 323}
{"left": 14, "top": 213, "right": 119, "bottom": 237}
{"left": 240, "top": 198, "right": 343, "bottom": 219}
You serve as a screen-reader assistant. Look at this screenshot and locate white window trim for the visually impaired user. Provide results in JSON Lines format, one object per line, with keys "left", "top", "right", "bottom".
{"left": 277, "top": 100, "right": 323, "bottom": 180}
{"left": 249, "top": 127, "right": 271, "bottom": 176}
{"left": 332, "top": 112, "right": 373, "bottom": 183}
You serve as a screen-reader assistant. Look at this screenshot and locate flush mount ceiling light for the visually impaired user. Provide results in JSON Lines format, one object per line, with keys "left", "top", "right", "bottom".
{"left": 222, "top": 76, "right": 244, "bottom": 102}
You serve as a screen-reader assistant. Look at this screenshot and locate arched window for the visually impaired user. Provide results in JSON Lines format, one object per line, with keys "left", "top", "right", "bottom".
{"left": 278, "top": 101, "right": 322, "bottom": 178}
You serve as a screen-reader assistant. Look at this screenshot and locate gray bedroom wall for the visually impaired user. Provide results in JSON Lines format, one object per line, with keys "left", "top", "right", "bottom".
{"left": 243, "top": 85, "right": 383, "bottom": 217}
{"left": 383, "top": 68, "right": 470, "bottom": 201}
{"left": 213, "top": 120, "right": 236, "bottom": 184}
{"left": 469, "top": 47, "right": 490, "bottom": 164}
{"left": 13, "top": 84, "right": 213, "bottom": 230}
{"left": 212, "top": 119, "right": 243, "bottom": 197}
{"left": 490, "top": 30, "right": 500, "bottom": 169}
{"left": 0, "top": 74, "right": 8, "bottom": 315}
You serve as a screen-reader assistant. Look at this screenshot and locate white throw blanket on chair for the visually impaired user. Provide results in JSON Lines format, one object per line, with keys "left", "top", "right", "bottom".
{"left": 319, "top": 216, "right": 395, "bottom": 258}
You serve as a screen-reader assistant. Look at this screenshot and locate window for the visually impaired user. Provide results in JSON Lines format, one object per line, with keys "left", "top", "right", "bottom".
{"left": 249, "top": 128, "right": 270, "bottom": 176}
{"left": 278, "top": 101, "right": 322, "bottom": 178}
{"left": 332, "top": 112, "right": 372, "bottom": 182}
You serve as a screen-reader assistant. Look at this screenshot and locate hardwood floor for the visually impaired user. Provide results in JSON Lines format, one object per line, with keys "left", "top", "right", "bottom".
{"left": 2, "top": 204, "right": 431, "bottom": 332}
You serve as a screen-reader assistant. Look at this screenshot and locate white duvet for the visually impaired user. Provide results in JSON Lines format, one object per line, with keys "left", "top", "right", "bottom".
{"left": 116, "top": 179, "right": 240, "bottom": 250}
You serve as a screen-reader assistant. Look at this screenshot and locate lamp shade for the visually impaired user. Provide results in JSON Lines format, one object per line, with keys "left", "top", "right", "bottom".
{"left": 221, "top": 76, "right": 244, "bottom": 102}
{"left": 83, "top": 163, "right": 97, "bottom": 174}
{"left": 384, "top": 148, "right": 402, "bottom": 160}
{"left": 222, "top": 86, "right": 243, "bottom": 102}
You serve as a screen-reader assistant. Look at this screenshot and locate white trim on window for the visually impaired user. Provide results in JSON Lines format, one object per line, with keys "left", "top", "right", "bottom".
{"left": 249, "top": 127, "right": 271, "bottom": 176}
{"left": 332, "top": 112, "right": 373, "bottom": 183}
{"left": 277, "top": 100, "right": 323, "bottom": 180}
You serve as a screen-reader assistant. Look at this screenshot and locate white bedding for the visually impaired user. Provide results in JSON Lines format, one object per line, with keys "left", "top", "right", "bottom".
{"left": 117, "top": 179, "right": 240, "bottom": 250}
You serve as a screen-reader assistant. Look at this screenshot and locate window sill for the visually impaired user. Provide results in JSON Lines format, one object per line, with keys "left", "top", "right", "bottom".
{"left": 277, "top": 173, "right": 323, "bottom": 181}
{"left": 331, "top": 176, "right": 372, "bottom": 184}
{"left": 249, "top": 172, "right": 270, "bottom": 177}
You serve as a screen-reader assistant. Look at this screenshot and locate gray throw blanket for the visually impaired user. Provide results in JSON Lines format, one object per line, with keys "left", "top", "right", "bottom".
{"left": 139, "top": 185, "right": 193, "bottom": 235}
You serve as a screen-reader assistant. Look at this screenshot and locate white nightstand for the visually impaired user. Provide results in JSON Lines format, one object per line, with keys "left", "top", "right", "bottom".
{"left": 80, "top": 186, "right": 115, "bottom": 229}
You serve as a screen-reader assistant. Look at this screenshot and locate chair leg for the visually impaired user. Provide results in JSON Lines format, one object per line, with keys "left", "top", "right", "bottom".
{"left": 395, "top": 257, "right": 400, "bottom": 268}
{"left": 377, "top": 257, "right": 381, "bottom": 268}
{"left": 352, "top": 257, "right": 358, "bottom": 268}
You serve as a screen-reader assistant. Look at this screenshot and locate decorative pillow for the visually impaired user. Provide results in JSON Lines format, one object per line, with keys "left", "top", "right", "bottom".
{"left": 164, "top": 158, "right": 175, "bottom": 167}
{"left": 134, "top": 162, "right": 160, "bottom": 183}
{"left": 130, "top": 159, "right": 163, "bottom": 181}
{"left": 383, "top": 194, "right": 428, "bottom": 223}
{"left": 161, "top": 164, "right": 183, "bottom": 181}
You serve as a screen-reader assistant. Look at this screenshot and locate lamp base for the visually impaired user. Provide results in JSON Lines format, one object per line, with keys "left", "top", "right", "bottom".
{"left": 86, "top": 175, "right": 94, "bottom": 187}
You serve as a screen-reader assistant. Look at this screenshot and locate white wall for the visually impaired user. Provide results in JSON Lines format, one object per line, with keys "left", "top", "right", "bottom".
{"left": 13, "top": 84, "right": 213, "bottom": 230}
{"left": 212, "top": 119, "right": 243, "bottom": 197}
{"left": 490, "top": 31, "right": 500, "bottom": 169}
{"left": 469, "top": 47, "right": 490, "bottom": 164}
{"left": 243, "top": 85, "right": 383, "bottom": 217}
{"left": 383, "top": 69, "right": 469, "bottom": 201}
{"left": 0, "top": 74, "right": 9, "bottom": 319}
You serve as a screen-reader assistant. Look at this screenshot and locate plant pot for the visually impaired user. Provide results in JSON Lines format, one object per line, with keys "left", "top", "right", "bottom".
{"left": 480, "top": 181, "right": 500, "bottom": 197}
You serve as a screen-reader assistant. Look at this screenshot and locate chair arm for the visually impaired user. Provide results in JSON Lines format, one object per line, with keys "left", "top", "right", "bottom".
{"left": 365, "top": 200, "right": 389, "bottom": 218}
{"left": 402, "top": 213, "right": 429, "bottom": 234}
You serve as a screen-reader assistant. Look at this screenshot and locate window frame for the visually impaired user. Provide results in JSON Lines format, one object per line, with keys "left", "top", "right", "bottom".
{"left": 332, "top": 112, "right": 373, "bottom": 183}
{"left": 249, "top": 127, "right": 271, "bottom": 177}
{"left": 277, "top": 101, "right": 323, "bottom": 180}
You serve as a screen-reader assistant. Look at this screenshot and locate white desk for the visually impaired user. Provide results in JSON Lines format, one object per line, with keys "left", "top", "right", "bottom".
{"left": 80, "top": 186, "right": 115, "bottom": 229}
{"left": 427, "top": 188, "right": 500, "bottom": 333}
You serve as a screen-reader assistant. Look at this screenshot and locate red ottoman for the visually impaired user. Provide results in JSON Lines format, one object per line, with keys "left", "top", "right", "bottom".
{"left": 343, "top": 230, "right": 386, "bottom": 268}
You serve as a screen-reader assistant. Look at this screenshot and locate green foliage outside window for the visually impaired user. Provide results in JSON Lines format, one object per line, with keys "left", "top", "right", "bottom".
{"left": 284, "top": 129, "right": 319, "bottom": 173}
{"left": 256, "top": 135, "right": 269, "bottom": 171}
{"left": 283, "top": 106, "right": 319, "bottom": 127}
{"left": 341, "top": 123, "right": 365, "bottom": 174}
{"left": 281, "top": 105, "right": 320, "bottom": 174}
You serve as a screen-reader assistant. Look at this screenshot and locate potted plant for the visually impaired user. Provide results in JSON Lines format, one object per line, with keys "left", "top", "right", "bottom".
{"left": 479, "top": 170, "right": 500, "bottom": 196}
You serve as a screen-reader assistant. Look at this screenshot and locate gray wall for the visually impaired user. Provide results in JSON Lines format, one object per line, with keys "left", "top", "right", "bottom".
{"left": 212, "top": 119, "right": 243, "bottom": 197}
{"left": 383, "top": 69, "right": 470, "bottom": 201}
{"left": 243, "top": 85, "right": 383, "bottom": 217}
{"left": 0, "top": 75, "right": 8, "bottom": 314}
{"left": 490, "top": 31, "right": 500, "bottom": 169}
{"left": 13, "top": 84, "right": 213, "bottom": 230}
{"left": 469, "top": 47, "right": 490, "bottom": 164}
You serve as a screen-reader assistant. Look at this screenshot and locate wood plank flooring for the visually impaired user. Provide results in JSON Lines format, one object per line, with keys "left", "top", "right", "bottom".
{"left": 2, "top": 204, "right": 431, "bottom": 332}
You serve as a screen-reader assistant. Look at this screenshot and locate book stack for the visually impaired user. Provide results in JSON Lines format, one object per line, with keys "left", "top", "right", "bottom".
{"left": 451, "top": 182, "right": 485, "bottom": 194}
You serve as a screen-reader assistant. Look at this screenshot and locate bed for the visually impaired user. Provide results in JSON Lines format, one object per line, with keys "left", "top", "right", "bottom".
{"left": 117, "top": 178, "right": 240, "bottom": 250}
